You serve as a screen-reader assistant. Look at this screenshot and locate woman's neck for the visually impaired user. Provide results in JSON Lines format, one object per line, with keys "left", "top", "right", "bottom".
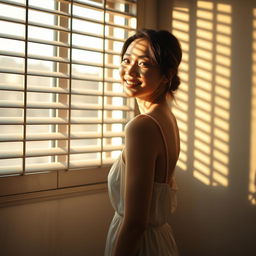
{"left": 136, "top": 97, "right": 171, "bottom": 114}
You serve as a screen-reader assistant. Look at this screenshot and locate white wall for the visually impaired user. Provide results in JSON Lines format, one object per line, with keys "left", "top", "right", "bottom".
{"left": 159, "top": 0, "right": 256, "bottom": 255}
{"left": 0, "top": 189, "right": 113, "bottom": 256}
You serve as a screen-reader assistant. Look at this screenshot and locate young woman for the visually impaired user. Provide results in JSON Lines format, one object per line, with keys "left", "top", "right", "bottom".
{"left": 104, "top": 29, "right": 182, "bottom": 256}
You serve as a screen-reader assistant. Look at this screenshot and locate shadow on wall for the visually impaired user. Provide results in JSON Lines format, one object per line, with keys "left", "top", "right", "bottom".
{"left": 170, "top": 0, "right": 256, "bottom": 255}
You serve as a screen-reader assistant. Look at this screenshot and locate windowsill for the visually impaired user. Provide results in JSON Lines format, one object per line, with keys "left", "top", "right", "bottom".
{"left": 0, "top": 166, "right": 110, "bottom": 206}
{"left": 0, "top": 182, "right": 108, "bottom": 207}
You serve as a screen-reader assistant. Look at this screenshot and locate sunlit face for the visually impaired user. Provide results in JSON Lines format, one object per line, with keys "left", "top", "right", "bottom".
{"left": 119, "top": 38, "right": 168, "bottom": 102}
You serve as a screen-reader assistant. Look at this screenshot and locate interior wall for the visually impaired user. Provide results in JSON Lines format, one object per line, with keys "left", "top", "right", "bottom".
{"left": 157, "top": 0, "right": 256, "bottom": 255}
{"left": 137, "top": 0, "right": 158, "bottom": 30}
{"left": 0, "top": 189, "right": 114, "bottom": 256}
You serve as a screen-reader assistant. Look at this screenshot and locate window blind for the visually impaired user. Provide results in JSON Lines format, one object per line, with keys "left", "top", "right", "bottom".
{"left": 0, "top": 0, "right": 137, "bottom": 176}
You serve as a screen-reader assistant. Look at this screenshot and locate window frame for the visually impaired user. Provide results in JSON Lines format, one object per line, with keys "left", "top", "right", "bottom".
{"left": 0, "top": 0, "right": 138, "bottom": 199}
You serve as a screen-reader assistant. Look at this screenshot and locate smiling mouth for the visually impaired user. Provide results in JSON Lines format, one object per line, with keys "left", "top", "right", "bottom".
{"left": 125, "top": 80, "right": 141, "bottom": 88}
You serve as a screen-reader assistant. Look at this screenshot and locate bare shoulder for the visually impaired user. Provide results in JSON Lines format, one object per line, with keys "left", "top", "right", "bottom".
{"left": 123, "top": 115, "right": 160, "bottom": 163}
{"left": 125, "top": 114, "right": 158, "bottom": 139}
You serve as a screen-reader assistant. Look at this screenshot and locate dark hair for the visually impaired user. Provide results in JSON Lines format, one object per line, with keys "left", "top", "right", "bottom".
{"left": 121, "top": 29, "right": 182, "bottom": 96}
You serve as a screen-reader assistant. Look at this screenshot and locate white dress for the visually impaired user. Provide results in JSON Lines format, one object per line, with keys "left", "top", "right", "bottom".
{"left": 104, "top": 114, "right": 179, "bottom": 256}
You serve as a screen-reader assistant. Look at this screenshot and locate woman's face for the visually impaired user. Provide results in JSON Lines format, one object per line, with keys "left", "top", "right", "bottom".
{"left": 119, "top": 38, "right": 168, "bottom": 101}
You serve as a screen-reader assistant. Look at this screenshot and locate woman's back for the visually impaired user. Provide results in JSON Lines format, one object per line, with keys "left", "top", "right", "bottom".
{"left": 123, "top": 109, "right": 180, "bottom": 186}
{"left": 149, "top": 109, "right": 180, "bottom": 185}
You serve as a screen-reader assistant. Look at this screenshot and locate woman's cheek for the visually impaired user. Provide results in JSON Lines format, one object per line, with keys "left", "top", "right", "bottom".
{"left": 119, "top": 66, "right": 125, "bottom": 79}
{"left": 139, "top": 68, "right": 149, "bottom": 76}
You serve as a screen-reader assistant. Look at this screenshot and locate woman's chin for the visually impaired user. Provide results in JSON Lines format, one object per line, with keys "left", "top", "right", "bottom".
{"left": 123, "top": 87, "right": 140, "bottom": 98}
{"left": 124, "top": 90, "right": 135, "bottom": 98}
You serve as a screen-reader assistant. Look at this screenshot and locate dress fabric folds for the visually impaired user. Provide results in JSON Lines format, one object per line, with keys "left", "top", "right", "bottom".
{"left": 104, "top": 154, "right": 179, "bottom": 256}
{"left": 104, "top": 115, "right": 179, "bottom": 256}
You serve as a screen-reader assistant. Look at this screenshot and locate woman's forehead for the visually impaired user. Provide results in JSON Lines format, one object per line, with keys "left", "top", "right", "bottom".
{"left": 125, "top": 38, "right": 151, "bottom": 57}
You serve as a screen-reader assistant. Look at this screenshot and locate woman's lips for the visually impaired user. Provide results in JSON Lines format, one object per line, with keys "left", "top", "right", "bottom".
{"left": 125, "top": 80, "right": 141, "bottom": 88}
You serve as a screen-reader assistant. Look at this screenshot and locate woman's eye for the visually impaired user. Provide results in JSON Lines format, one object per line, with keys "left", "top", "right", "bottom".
{"left": 138, "top": 61, "right": 150, "bottom": 67}
{"left": 122, "top": 58, "right": 129, "bottom": 64}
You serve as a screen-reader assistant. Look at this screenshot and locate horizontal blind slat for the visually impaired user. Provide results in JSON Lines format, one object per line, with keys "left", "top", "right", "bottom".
{"left": 0, "top": 117, "right": 128, "bottom": 125}
{"left": 71, "top": 103, "right": 131, "bottom": 111}
{"left": 0, "top": 69, "right": 119, "bottom": 82}
{"left": 70, "top": 117, "right": 127, "bottom": 124}
{"left": 73, "top": 0, "right": 136, "bottom": 17}
{"left": 71, "top": 131, "right": 125, "bottom": 139}
{"left": 0, "top": 133, "right": 67, "bottom": 142}
{"left": 0, "top": 16, "right": 70, "bottom": 32}
{"left": 72, "top": 13, "right": 136, "bottom": 31}
{"left": 0, "top": 131, "right": 125, "bottom": 142}
{"left": 0, "top": 145, "right": 124, "bottom": 159}
{"left": 0, "top": 100, "right": 132, "bottom": 111}
{"left": 0, "top": 150, "right": 22, "bottom": 159}
{"left": 0, "top": 0, "right": 71, "bottom": 17}
{"left": 0, "top": 100, "right": 68, "bottom": 109}
{"left": 69, "top": 157, "right": 117, "bottom": 169}
{"left": 0, "top": 19, "right": 128, "bottom": 43}
{"left": 0, "top": 117, "right": 68, "bottom": 125}
{"left": 0, "top": 50, "right": 70, "bottom": 63}
{"left": 27, "top": 148, "right": 68, "bottom": 157}
{"left": 0, "top": 84, "right": 68, "bottom": 94}
{"left": 0, "top": 165, "right": 23, "bottom": 176}
{"left": 70, "top": 88, "right": 126, "bottom": 97}
{"left": 70, "top": 144, "right": 123, "bottom": 154}
{"left": 71, "top": 29, "right": 126, "bottom": 42}
{"left": 0, "top": 67, "right": 69, "bottom": 78}
{"left": 0, "top": 50, "right": 119, "bottom": 69}
{"left": 0, "top": 33, "right": 122, "bottom": 55}
{"left": 0, "top": 33, "right": 71, "bottom": 48}
{"left": 0, "top": 84, "right": 126, "bottom": 97}
{"left": 0, "top": 148, "right": 67, "bottom": 159}
{"left": 26, "top": 162, "right": 67, "bottom": 173}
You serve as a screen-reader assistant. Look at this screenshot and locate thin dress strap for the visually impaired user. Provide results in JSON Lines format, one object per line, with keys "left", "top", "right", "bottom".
{"left": 142, "top": 114, "right": 169, "bottom": 183}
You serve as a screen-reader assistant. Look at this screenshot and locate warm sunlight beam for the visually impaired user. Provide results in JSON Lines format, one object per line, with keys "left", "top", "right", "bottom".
{"left": 172, "top": 6, "right": 190, "bottom": 171}
{"left": 194, "top": 0, "right": 213, "bottom": 186}
{"left": 213, "top": 3, "right": 231, "bottom": 187}
{"left": 193, "top": 1, "right": 231, "bottom": 186}
{"left": 172, "top": 1, "right": 231, "bottom": 187}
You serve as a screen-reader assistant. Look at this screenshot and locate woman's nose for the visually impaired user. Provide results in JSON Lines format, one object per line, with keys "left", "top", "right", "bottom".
{"left": 126, "top": 62, "right": 139, "bottom": 76}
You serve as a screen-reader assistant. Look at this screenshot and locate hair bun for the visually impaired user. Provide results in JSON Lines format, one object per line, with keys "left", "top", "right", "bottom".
{"left": 169, "top": 74, "right": 181, "bottom": 92}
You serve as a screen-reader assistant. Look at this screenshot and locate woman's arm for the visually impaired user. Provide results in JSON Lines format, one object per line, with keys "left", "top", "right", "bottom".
{"left": 113, "top": 116, "right": 159, "bottom": 256}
